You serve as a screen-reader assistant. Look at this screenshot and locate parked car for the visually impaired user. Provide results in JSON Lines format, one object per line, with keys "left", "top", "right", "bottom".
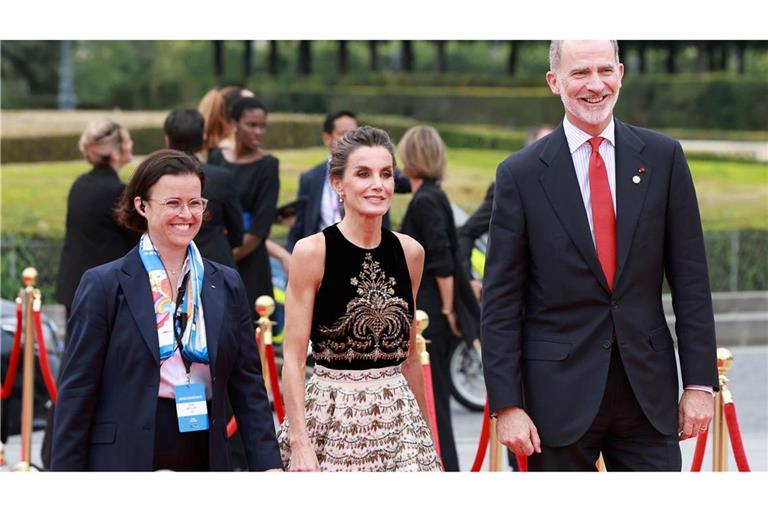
{"left": 0, "top": 298, "right": 63, "bottom": 443}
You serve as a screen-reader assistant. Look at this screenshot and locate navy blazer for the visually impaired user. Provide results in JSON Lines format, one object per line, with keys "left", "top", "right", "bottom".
{"left": 51, "top": 245, "right": 282, "bottom": 471}
{"left": 481, "top": 120, "right": 718, "bottom": 446}
{"left": 287, "top": 160, "right": 411, "bottom": 251}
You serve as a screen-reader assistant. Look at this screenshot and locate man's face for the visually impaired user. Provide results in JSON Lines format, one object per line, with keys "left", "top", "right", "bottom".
{"left": 546, "top": 40, "right": 624, "bottom": 135}
{"left": 323, "top": 115, "right": 358, "bottom": 150}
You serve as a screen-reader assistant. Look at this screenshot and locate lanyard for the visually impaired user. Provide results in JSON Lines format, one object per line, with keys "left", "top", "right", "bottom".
{"left": 173, "top": 271, "right": 193, "bottom": 378}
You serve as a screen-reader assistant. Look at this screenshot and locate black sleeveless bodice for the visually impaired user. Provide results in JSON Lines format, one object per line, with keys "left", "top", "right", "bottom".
{"left": 311, "top": 224, "right": 414, "bottom": 370}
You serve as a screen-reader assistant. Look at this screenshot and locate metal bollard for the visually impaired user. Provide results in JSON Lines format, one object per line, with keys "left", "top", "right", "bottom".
{"left": 255, "top": 296, "right": 276, "bottom": 395}
{"left": 713, "top": 348, "right": 734, "bottom": 472}
{"left": 415, "top": 310, "right": 442, "bottom": 462}
{"left": 13, "top": 268, "right": 40, "bottom": 472}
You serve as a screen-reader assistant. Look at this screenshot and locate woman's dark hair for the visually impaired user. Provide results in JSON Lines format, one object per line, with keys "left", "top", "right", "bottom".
{"left": 229, "top": 96, "right": 268, "bottom": 122}
{"left": 329, "top": 126, "right": 396, "bottom": 181}
{"left": 115, "top": 149, "right": 206, "bottom": 233}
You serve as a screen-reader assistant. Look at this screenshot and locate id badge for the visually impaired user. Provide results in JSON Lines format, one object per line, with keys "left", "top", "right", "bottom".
{"left": 174, "top": 382, "right": 209, "bottom": 432}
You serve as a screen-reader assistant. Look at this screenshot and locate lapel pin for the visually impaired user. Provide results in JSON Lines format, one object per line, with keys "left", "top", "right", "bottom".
{"left": 638, "top": 167, "right": 646, "bottom": 174}
{"left": 632, "top": 175, "right": 641, "bottom": 184}
{"left": 211, "top": 284, "right": 216, "bottom": 288}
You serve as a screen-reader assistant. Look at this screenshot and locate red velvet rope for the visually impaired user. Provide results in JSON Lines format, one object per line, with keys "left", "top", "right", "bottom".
{"left": 470, "top": 400, "right": 491, "bottom": 472}
{"left": 420, "top": 363, "right": 442, "bottom": 461}
{"left": 32, "top": 310, "right": 57, "bottom": 403}
{"left": 723, "top": 402, "right": 751, "bottom": 472}
{"left": 0, "top": 301, "right": 23, "bottom": 400}
{"left": 517, "top": 454, "right": 528, "bottom": 472}
{"left": 263, "top": 343, "right": 285, "bottom": 424}
{"left": 690, "top": 427, "right": 708, "bottom": 472}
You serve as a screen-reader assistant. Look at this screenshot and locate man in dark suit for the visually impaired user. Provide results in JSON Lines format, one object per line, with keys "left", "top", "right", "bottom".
{"left": 164, "top": 109, "right": 244, "bottom": 268}
{"left": 481, "top": 40, "right": 718, "bottom": 471}
{"left": 287, "top": 110, "right": 410, "bottom": 251}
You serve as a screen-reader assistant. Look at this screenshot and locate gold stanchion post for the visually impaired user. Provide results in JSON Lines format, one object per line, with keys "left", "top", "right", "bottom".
{"left": 415, "top": 310, "right": 429, "bottom": 365}
{"left": 713, "top": 348, "right": 733, "bottom": 472}
{"left": 255, "top": 296, "right": 275, "bottom": 394}
{"left": 489, "top": 417, "right": 502, "bottom": 471}
{"left": 13, "top": 268, "right": 39, "bottom": 472}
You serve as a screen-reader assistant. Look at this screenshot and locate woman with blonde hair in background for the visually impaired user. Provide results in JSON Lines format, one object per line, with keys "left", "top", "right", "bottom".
{"left": 398, "top": 125, "right": 481, "bottom": 472}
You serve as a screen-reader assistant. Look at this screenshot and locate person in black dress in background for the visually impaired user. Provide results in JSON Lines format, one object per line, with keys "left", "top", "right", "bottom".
{"left": 399, "top": 125, "right": 480, "bottom": 472}
{"left": 55, "top": 119, "right": 139, "bottom": 316}
{"left": 278, "top": 126, "right": 440, "bottom": 471}
{"left": 208, "top": 96, "right": 279, "bottom": 311}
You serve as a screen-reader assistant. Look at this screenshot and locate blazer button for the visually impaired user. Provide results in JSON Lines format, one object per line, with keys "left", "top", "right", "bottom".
{"left": 602, "top": 341, "right": 612, "bottom": 350}
{"left": 143, "top": 424, "right": 152, "bottom": 431}
{"left": 611, "top": 301, "right": 619, "bottom": 311}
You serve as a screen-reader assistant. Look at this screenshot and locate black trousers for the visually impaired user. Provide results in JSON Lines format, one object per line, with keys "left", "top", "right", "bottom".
{"left": 153, "top": 398, "right": 210, "bottom": 471}
{"left": 424, "top": 313, "right": 460, "bottom": 472}
{"left": 527, "top": 346, "right": 682, "bottom": 472}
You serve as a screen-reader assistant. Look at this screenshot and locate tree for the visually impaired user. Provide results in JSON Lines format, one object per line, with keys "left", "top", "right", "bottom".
{"left": 213, "top": 40, "right": 224, "bottom": 78}
{"left": 268, "top": 41, "right": 279, "bottom": 75}
{"left": 338, "top": 40, "right": 348, "bottom": 74}
{"left": 1, "top": 41, "right": 60, "bottom": 96}
{"left": 368, "top": 41, "right": 379, "bottom": 72}
{"left": 298, "top": 41, "right": 311, "bottom": 75}
{"left": 401, "top": 40, "right": 413, "bottom": 72}
{"left": 435, "top": 40, "right": 447, "bottom": 73}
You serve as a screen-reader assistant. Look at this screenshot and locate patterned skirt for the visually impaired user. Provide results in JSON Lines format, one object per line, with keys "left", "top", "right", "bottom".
{"left": 277, "top": 364, "right": 442, "bottom": 472}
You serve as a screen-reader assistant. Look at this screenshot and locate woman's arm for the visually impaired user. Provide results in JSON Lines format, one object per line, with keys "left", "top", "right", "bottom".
{"left": 281, "top": 234, "right": 325, "bottom": 471}
{"left": 266, "top": 239, "right": 291, "bottom": 277}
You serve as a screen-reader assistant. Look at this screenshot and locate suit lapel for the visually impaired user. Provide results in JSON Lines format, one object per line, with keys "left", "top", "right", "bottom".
{"left": 538, "top": 126, "right": 611, "bottom": 293}
{"left": 201, "top": 261, "right": 224, "bottom": 372}
{"left": 613, "top": 119, "right": 651, "bottom": 288}
{"left": 117, "top": 247, "right": 160, "bottom": 364}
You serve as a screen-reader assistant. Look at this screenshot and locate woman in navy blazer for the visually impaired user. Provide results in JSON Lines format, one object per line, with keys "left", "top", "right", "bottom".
{"left": 51, "top": 149, "right": 282, "bottom": 471}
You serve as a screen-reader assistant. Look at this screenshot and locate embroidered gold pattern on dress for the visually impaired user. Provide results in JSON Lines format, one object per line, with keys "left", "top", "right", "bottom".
{"left": 315, "top": 253, "right": 411, "bottom": 363}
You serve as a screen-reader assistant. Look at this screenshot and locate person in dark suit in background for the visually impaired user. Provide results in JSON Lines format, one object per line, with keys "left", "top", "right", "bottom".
{"left": 164, "top": 109, "right": 244, "bottom": 268}
{"left": 287, "top": 111, "right": 411, "bottom": 251}
{"left": 55, "top": 119, "right": 139, "bottom": 316}
{"left": 51, "top": 150, "right": 282, "bottom": 471}
{"left": 481, "top": 40, "right": 718, "bottom": 471}
{"left": 457, "top": 124, "right": 553, "bottom": 300}
{"left": 399, "top": 125, "right": 480, "bottom": 472}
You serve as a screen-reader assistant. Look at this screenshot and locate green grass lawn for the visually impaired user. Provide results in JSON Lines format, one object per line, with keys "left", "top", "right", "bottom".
{"left": 2, "top": 147, "right": 766, "bottom": 240}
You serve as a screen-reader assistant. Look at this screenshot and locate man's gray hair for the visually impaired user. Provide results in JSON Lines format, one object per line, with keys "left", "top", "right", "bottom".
{"left": 549, "top": 40, "right": 620, "bottom": 72}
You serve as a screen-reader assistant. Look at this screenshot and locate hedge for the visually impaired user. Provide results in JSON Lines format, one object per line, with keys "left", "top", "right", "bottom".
{"left": 1, "top": 116, "right": 527, "bottom": 163}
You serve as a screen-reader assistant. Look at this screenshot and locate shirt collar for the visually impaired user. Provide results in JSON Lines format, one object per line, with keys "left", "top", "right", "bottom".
{"left": 563, "top": 115, "right": 615, "bottom": 154}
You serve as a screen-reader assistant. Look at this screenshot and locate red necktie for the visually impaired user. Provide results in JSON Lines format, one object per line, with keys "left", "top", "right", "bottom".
{"left": 588, "top": 137, "right": 616, "bottom": 290}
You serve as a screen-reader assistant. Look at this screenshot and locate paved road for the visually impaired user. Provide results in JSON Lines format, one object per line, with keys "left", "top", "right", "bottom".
{"left": 3, "top": 346, "right": 765, "bottom": 472}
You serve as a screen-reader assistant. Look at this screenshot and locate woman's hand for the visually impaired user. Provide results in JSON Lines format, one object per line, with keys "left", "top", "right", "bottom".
{"left": 288, "top": 442, "right": 321, "bottom": 472}
{"left": 446, "top": 310, "right": 462, "bottom": 338}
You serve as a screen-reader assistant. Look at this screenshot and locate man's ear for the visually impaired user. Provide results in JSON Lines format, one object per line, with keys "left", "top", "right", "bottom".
{"left": 546, "top": 70, "right": 560, "bottom": 95}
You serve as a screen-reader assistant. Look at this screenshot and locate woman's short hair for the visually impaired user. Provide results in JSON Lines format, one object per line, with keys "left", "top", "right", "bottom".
{"left": 329, "top": 126, "right": 396, "bottom": 181}
{"left": 229, "top": 96, "right": 268, "bottom": 122}
{"left": 115, "top": 149, "right": 206, "bottom": 233}
{"left": 398, "top": 125, "right": 446, "bottom": 182}
{"left": 78, "top": 118, "right": 130, "bottom": 166}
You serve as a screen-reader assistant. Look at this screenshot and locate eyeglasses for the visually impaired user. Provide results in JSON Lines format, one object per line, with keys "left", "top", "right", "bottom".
{"left": 146, "top": 197, "right": 208, "bottom": 215}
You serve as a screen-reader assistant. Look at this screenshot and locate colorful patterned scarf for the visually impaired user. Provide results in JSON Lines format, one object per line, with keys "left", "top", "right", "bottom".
{"left": 138, "top": 234, "right": 208, "bottom": 364}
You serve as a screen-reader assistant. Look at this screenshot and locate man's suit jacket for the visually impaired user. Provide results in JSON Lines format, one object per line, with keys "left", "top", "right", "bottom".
{"left": 51, "top": 245, "right": 282, "bottom": 471}
{"left": 194, "top": 163, "right": 244, "bottom": 268}
{"left": 287, "top": 161, "right": 412, "bottom": 251}
{"left": 55, "top": 165, "right": 139, "bottom": 310}
{"left": 481, "top": 120, "right": 718, "bottom": 447}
